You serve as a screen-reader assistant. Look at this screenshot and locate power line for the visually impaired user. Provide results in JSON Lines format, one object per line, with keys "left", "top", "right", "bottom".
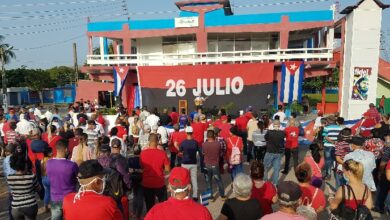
{"left": 231, "top": 0, "right": 332, "bottom": 9}
{"left": 0, "top": 18, "right": 82, "bottom": 31}
{"left": 14, "top": 34, "right": 85, "bottom": 51}
{"left": 0, "top": 1, "right": 122, "bottom": 15}
{"left": 0, "top": 0, "right": 121, "bottom": 8}
{"left": 3, "top": 24, "right": 86, "bottom": 36}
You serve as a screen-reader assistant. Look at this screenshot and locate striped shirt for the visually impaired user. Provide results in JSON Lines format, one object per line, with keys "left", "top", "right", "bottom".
{"left": 85, "top": 129, "right": 99, "bottom": 148}
{"left": 7, "top": 173, "right": 39, "bottom": 208}
{"left": 323, "top": 124, "right": 342, "bottom": 148}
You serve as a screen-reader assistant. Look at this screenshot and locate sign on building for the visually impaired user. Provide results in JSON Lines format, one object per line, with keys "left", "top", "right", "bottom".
{"left": 175, "top": 17, "right": 199, "bottom": 28}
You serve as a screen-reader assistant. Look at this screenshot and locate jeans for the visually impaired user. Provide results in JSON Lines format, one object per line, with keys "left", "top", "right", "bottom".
{"left": 205, "top": 165, "right": 225, "bottom": 197}
{"left": 132, "top": 186, "right": 144, "bottom": 218}
{"left": 8, "top": 193, "right": 14, "bottom": 220}
{"left": 247, "top": 141, "right": 254, "bottom": 162}
{"left": 385, "top": 192, "right": 390, "bottom": 215}
{"left": 42, "top": 176, "right": 50, "bottom": 206}
{"left": 284, "top": 148, "right": 299, "bottom": 172}
{"left": 374, "top": 173, "right": 390, "bottom": 211}
{"left": 143, "top": 186, "right": 167, "bottom": 212}
{"left": 12, "top": 205, "right": 38, "bottom": 220}
{"left": 170, "top": 152, "right": 177, "bottom": 168}
{"left": 335, "top": 172, "right": 347, "bottom": 188}
{"left": 263, "top": 153, "right": 282, "bottom": 185}
{"left": 231, "top": 163, "right": 243, "bottom": 180}
{"left": 324, "top": 146, "right": 335, "bottom": 177}
{"left": 182, "top": 164, "right": 198, "bottom": 198}
{"left": 50, "top": 201, "right": 63, "bottom": 220}
{"left": 253, "top": 146, "right": 267, "bottom": 162}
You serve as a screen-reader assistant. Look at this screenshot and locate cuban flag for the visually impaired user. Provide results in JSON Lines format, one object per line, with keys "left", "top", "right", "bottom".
{"left": 280, "top": 61, "right": 304, "bottom": 103}
{"left": 113, "top": 66, "right": 130, "bottom": 97}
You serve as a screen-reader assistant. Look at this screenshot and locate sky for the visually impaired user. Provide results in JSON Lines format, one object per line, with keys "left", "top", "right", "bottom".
{"left": 0, "top": 0, "right": 389, "bottom": 69}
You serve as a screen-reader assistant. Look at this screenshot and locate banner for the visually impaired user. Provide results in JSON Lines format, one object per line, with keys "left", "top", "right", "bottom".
{"left": 137, "top": 63, "right": 275, "bottom": 111}
{"left": 280, "top": 61, "right": 304, "bottom": 104}
{"left": 351, "top": 67, "right": 371, "bottom": 100}
{"left": 113, "top": 66, "right": 130, "bottom": 97}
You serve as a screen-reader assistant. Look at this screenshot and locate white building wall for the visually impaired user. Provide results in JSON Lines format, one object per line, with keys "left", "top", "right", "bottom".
{"left": 340, "top": 0, "right": 382, "bottom": 120}
{"left": 136, "top": 37, "right": 163, "bottom": 65}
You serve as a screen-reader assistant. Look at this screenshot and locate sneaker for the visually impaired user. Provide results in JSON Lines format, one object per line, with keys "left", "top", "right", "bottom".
{"left": 371, "top": 207, "right": 384, "bottom": 214}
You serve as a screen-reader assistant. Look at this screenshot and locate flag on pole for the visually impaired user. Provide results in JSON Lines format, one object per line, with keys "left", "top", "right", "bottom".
{"left": 113, "top": 66, "right": 130, "bottom": 97}
{"left": 280, "top": 61, "right": 304, "bottom": 103}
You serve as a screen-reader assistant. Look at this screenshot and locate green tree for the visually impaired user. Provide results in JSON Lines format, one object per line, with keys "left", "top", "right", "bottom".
{"left": 47, "top": 66, "right": 76, "bottom": 86}
{"left": 0, "top": 35, "right": 16, "bottom": 64}
{"left": 24, "top": 69, "right": 55, "bottom": 104}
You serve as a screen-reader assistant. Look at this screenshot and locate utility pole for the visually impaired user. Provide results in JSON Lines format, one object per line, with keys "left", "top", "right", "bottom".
{"left": 0, "top": 48, "right": 7, "bottom": 113}
{"left": 73, "top": 43, "right": 79, "bottom": 85}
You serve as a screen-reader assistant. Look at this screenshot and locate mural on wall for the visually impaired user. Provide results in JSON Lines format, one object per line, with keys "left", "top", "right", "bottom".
{"left": 351, "top": 67, "right": 371, "bottom": 100}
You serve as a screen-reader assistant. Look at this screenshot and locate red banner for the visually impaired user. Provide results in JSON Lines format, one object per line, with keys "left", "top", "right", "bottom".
{"left": 137, "top": 63, "right": 275, "bottom": 111}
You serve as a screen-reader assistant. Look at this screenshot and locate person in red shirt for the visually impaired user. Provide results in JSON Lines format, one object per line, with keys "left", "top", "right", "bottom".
{"left": 295, "top": 163, "right": 326, "bottom": 214}
{"left": 63, "top": 160, "right": 123, "bottom": 220}
{"left": 282, "top": 119, "right": 300, "bottom": 175}
{"left": 41, "top": 125, "right": 62, "bottom": 157}
{"left": 250, "top": 161, "right": 277, "bottom": 215}
{"left": 115, "top": 119, "right": 128, "bottom": 141}
{"left": 140, "top": 133, "right": 171, "bottom": 211}
{"left": 235, "top": 111, "right": 252, "bottom": 161}
{"left": 169, "top": 107, "right": 179, "bottom": 126}
{"left": 68, "top": 128, "right": 83, "bottom": 156}
{"left": 365, "top": 103, "right": 381, "bottom": 124}
{"left": 218, "top": 116, "right": 232, "bottom": 140}
{"left": 145, "top": 167, "right": 212, "bottom": 220}
{"left": 359, "top": 112, "right": 377, "bottom": 138}
{"left": 191, "top": 115, "right": 208, "bottom": 146}
{"left": 226, "top": 126, "right": 244, "bottom": 180}
{"left": 168, "top": 124, "right": 186, "bottom": 168}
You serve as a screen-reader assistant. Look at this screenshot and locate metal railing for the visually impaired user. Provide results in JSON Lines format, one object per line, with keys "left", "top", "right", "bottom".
{"left": 86, "top": 48, "right": 333, "bottom": 66}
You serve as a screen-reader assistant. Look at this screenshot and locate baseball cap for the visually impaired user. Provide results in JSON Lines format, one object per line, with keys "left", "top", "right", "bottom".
{"left": 185, "top": 126, "right": 193, "bottom": 133}
{"left": 349, "top": 136, "right": 365, "bottom": 146}
{"left": 221, "top": 115, "right": 228, "bottom": 121}
{"left": 78, "top": 160, "right": 108, "bottom": 179}
{"left": 277, "top": 181, "right": 302, "bottom": 203}
{"left": 28, "top": 108, "right": 34, "bottom": 113}
{"left": 99, "top": 144, "right": 111, "bottom": 153}
{"left": 39, "top": 115, "right": 46, "bottom": 120}
{"left": 169, "top": 167, "right": 190, "bottom": 188}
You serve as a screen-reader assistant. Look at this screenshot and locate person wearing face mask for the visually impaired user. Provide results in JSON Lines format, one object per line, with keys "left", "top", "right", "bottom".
{"left": 145, "top": 167, "right": 212, "bottom": 220}
{"left": 63, "top": 160, "right": 123, "bottom": 220}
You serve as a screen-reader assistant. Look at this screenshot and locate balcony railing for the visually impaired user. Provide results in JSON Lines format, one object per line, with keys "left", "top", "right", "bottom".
{"left": 86, "top": 48, "right": 333, "bottom": 66}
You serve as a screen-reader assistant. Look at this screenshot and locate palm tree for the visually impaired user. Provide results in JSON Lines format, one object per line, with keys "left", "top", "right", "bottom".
{"left": 0, "top": 35, "right": 16, "bottom": 64}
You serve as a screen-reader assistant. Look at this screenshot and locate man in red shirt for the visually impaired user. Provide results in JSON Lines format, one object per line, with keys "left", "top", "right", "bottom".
{"left": 145, "top": 167, "right": 212, "bottom": 220}
{"left": 218, "top": 116, "right": 232, "bottom": 140}
{"left": 169, "top": 124, "right": 186, "bottom": 168}
{"left": 235, "top": 111, "right": 252, "bottom": 162}
{"left": 42, "top": 125, "right": 62, "bottom": 157}
{"left": 191, "top": 115, "right": 208, "bottom": 146}
{"left": 169, "top": 107, "right": 179, "bottom": 126}
{"left": 68, "top": 128, "right": 82, "bottom": 156}
{"left": 140, "top": 133, "right": 171, "bottom": 211}
{"left": 360, "top": 112, "right": 377, "bottom": 138}
{"left": 364, "top": 103, "right": 381, "bottom": 124}
{"left": 282, "top": 119, "right": 300, "bottom": 175}
{"left": 63, "top": 160, "right": 123, "bottom": 220}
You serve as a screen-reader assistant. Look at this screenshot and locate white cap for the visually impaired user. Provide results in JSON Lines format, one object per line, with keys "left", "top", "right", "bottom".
{"left": 185, "top": 126, "right": 193, "bottom": 133}
{"left": 39, "top": 115, "right": 46, "bottom": 120}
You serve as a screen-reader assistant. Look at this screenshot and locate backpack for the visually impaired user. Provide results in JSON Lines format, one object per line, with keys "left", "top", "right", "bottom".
{"left": 104, "top": 159, "right": 126, "bottom": 201}
{"left": 297, "top": 188, "right": 318, "bottom": 220}
{"left": 330, "top": 185, "right": 373, "bottom": 220}
{"left": 228, "top": 137, "right": 241, "bottom": 165}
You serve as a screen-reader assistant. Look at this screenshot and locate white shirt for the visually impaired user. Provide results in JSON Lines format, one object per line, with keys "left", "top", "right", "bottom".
{"left": 44, "top": 111, "right": 53, "bottom": 122}
{"left": 273, "top": 111, "right": 286, "bottom": 122}
{"left": 314, "top": 116, "right": 323, "bottom": 130}
{"left": 0, "top": 122, "right": 4, "bottom": 137}
{"left": 144, "top": 114, "right": 160, "bottom": 128}
{"left": 34, "top": 108, "right": 42, "bottom": 118}
{"left": 16, "top": 119, "right": 34, "bottom": 135}
{"left": 94, "top": 121, "right": 105, "bottom": 136}
{"left": 157, "top": 126, "right": 169, "bottom": 144}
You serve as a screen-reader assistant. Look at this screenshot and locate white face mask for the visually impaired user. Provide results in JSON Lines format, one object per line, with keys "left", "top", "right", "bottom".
{"left": 73, "top": 177, "right": 106, "bottom": 203}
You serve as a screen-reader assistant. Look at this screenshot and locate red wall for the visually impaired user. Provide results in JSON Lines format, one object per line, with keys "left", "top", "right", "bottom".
{"left": 75, "top": 80, "right": 114, "bottom": 102}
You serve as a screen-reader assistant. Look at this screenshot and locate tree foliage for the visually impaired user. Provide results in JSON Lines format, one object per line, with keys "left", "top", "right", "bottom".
{"left": 0, "top": 35, "right": 16, "bottom": 64}
{"left": 303, "top": 68, "right": 339, "bottom": 92}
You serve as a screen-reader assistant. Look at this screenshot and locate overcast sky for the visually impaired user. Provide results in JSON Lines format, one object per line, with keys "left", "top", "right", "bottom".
{"left": 1, "top": 0, "right": 389, "bottom": 69}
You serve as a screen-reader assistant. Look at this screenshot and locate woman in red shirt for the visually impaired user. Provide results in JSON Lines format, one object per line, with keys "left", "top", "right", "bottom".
{"left": 295, "top": 163, "right": 326, "bottom": 214}
{"left": 226, "top": 126, "right": 243, "bottom": 180}
{"left": 250, "top": 161, "right": 277, "bottom": 215}
{"left": 329, "top": 160, "right": 373, "bottom": 212}
{"left": 304, "top": 144, "right": 324, "bottom": 188}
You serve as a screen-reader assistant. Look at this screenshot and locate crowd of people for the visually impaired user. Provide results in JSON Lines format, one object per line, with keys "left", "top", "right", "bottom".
{"left": 0, "top": 101, "right": 389, "bottom": 220}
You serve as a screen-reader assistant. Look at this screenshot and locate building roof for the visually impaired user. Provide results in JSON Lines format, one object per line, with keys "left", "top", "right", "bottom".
{"left": 341, "top": 0, "right": 389, "bottom": 14}
{"left": 175, "top": 0, "right": 233, "bottom": 15}
{"left": 379, "top": 58, "right": 390, "bottom": 82}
